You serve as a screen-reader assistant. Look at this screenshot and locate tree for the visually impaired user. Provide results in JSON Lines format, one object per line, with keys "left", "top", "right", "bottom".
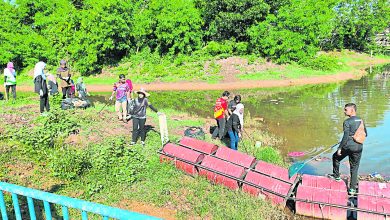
{"left": 326, "top": 0, "right": 390, "bottom": 52}
{"left": 249, "top": 0, "right": 337, "bottom": 63}
{"left": 132, "top": 0, "right": 203, "bottom": 55}
{"left": 196, "top": 0, "right": 269, "bottom": 42}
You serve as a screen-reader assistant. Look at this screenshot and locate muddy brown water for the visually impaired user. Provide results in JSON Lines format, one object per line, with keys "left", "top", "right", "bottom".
{"left": 90, "top": 64, "right": 390, "bottom": 178}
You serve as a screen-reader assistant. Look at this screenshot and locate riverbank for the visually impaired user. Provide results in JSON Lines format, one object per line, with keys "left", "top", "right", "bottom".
{"left": 0, "top": 94, "right": 291, "bottom": 219}
{"left": 9, "top": 51, "right": 390, "bottom": 92}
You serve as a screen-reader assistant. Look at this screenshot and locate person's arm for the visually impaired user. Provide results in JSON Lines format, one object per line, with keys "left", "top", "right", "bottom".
{"left": 338, "top": 120, "right": 350, "bottom": 152}
{"left": 109, "top": 84, "right": 117, "bottom": 100}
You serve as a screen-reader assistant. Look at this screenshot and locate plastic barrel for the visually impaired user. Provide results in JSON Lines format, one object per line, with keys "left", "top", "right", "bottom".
{"left": 179, "top": 137, "right": 218, "bottom": 154}
{"left": 256, "top": 160, "right": 296, "bottom": 182}
{"left": 242, "top": 171, "right": 292, "bottom": 205}
{"left": 301, "top": 174, "right": 347, "bottom": 191}
{"left": 214, "top": 147, "right": 256, "bottom": 168}
{"left": 198, "top": 155, "right": 245, "bottom": 190}
{"left": 358, "top": 181, "right": 390, "bottom": 220}
{"left": 160, "top": 143, "right": 205, "bottom": 175}
{"left": 296, "top": 185, "right": 348, "bottom": 220}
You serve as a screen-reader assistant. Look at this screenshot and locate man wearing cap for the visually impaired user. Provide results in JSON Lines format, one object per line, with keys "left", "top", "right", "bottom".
{"left": 131, "top": 88, "right": 161, "bottom": 146}
{"left": 57, "top": 60, "right": 71, "bottom": 99}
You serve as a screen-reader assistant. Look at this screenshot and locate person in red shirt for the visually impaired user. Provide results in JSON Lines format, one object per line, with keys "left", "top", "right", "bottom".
{"left": 212, "top": 91, "right": 230, "bottom": 139}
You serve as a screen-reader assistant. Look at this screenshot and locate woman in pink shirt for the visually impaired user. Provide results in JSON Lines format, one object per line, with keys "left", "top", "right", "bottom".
{"left": 109, "top": 74, "right": 130, "bottom": 122}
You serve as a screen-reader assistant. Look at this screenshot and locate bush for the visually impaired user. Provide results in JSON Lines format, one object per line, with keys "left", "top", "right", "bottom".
{"left": 87, "top": 137, "right": 145, "bottom": 184}
{"left": 300, "top": 54, "right": 341, "bottom": 71}
{"left": 14, "top": 108, "right": 79, "bottom": 149}
{"left": 203, "top": 41, "right": 234, "bottom": 56}
{"left": 48, "top": 148, "right": 89, "bottom": 180}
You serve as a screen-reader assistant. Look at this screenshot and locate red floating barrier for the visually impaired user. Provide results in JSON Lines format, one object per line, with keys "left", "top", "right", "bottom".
{"left": 198, "top": 155, "right": 245, "bottom": 190}
{"left": 301, "top": 174, "right": 347, "bottom": 191}
{"left": 160, "top": 143, "right": 205, "bottom": 175}
{"left": 179, "top": 137, "right": 218, "bottom": 154}
{"left": 242, "top": 171, "right": 291, "bottom": 205}
{"left": 255, "top": 160, "right": 295, "bottom": 182}
{"left": 358, "top": 181, "right": 390, "bottom": 220}
{"left": 296, "top": 185, "right": 348, "bottom": 220}
{"left": 214, "top": 147, "right": 256, "bottom": 168}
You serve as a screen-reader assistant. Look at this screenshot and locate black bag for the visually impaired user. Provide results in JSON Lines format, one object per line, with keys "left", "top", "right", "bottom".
{"left": 184, "top": 127, "right": 206, "bottom": 140}
{"left": 127, "top": 99, "right": 135, "bottom": 115}
{"left": 0, "top": 92, "right": 3, "bottom": 100}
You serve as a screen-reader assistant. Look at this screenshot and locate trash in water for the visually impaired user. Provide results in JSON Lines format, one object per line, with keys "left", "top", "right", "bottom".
{"left": 288, "top": 152, "right": 305, "bottom": 157}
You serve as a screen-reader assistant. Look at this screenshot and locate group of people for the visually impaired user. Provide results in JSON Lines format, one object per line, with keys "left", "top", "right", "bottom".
{"left": 109, "top": 74, "right": 163, "bottom": 146}
{"left": 212, "top": 91, "right": 244, "bottom": 151}
{"left": 31, "top": 60, "right": 90, "bottom": 114}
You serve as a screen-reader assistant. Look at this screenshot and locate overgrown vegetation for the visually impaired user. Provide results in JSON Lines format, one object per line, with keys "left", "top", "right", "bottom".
{"left": 1, "top": 0, "right": 388, "bottom": 75}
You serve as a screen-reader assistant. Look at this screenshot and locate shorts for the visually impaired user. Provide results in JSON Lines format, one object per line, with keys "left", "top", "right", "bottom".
{"left": 116, "top": 96, "right": 127, "bottom": 103}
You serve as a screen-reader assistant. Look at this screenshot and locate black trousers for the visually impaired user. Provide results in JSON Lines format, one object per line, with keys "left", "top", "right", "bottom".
{"left": 332, "top": 146, "right": 362, "bottom": 190}
{"left": 62, "top": 87, "right": 70, "bottom": 99}
{"left": 132, "top": 117, "right": 146, "bottom": 142}
{"left": 40, "top": 94, "right": 50, "bottom": 113}
{"left": 5, "top": 85, "right": 16, "bottom": 100}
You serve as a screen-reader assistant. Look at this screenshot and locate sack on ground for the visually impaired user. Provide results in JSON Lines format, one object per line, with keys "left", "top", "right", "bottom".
{"left": 352, "top": 120, "right": 366, "bottom": 144}
{"left": 0, "top": 92, "right": 3, "bottom": 100}
{"left": 61, "top": 98, "right": 91, "bottom": 110}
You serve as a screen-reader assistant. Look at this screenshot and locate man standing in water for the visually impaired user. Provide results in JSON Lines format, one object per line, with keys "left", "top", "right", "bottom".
{"left": 328, "top": 103, "right": 367, "bottom": 195}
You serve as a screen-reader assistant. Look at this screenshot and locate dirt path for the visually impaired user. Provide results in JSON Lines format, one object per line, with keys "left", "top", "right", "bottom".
{"left": 12, "top": 59, "right": 390, "bottom": 92}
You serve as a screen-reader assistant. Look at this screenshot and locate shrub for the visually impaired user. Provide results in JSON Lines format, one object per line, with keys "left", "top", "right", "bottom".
{"left": 300, "top": 54, "right": 341, "bottom": 71}
{"left": 15, "top": 108, "right": 79, "bottom": 149}
{"left": 48, "top": 148, "right": 89, "bottom": 180}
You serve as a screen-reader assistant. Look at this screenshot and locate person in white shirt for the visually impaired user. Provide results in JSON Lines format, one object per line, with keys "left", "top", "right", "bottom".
{"left": 4, "top": 62, "right": 16, "bottom": 100}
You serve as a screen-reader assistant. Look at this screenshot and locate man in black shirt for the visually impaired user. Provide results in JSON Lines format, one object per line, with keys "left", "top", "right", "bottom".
{"left": 328, "top": 103, "right": 367, "bottom": 195}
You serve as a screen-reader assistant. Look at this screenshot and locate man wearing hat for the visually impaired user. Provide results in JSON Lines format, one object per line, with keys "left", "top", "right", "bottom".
{"left": 131, "top": 88, "right": 161, "bottom": 146}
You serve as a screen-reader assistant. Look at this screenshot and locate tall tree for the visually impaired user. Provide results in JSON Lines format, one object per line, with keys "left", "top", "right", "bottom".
{"left": 249, "top": 0, "right": 337, "bottom": 63}
{"left": 196, "top": 0, "right": 269, "bottom": 42}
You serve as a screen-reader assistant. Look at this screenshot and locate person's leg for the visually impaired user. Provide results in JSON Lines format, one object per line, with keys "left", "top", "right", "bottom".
{"left": 5, "top": 85, "right": 10, "bottom": 100}
{"left": 234, "top": 131, "right": 239, "bottom": 150}
{"left": 228, "top": 130, "right": 235, "bottom": 149}
{"left": 62, "top": 87, "right": 67, "bottom": 99}
{"left": 218, "top": 118, "right": 226, "bottom": 139}
{"left": 39, "top": 96, "right": 45, "bottom": 113}
{"left": 349, "top": 149, "right": 362, "bottom": 190}
{"left": 66, "top": 87, "right": 71, "bottom": 98}
{"left": 132, "top": 117, "right": 140, "bottom": 143}
{"left": 332, "top": 149, "right": 349, "bottom": 178}
{"left": 45, "top": 94, "right": 50, "bottom": 112}
{"left": 121, "top": 101, "right": 127, "bottom": 120}
{"left": 115, "top": 101, "right": 122, "bottom": 119}
{"left": 11, "top": 85, "right": 16, "bottom": 99}
{"left": 139, "top": 118, "right": 147, "bottom": 142}
{"left": 211, "top": 120, "right": 219, "bottom": 138}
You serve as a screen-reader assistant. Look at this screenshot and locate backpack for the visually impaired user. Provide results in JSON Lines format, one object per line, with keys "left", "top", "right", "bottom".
{"left": 352, "top": 120, "right": 366, "bottom": 144}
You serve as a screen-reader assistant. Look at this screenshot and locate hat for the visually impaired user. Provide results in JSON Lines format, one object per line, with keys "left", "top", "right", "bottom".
{"left": 60, "top": 60, "right": 67, "bottom": 65}
{"left": 136, "top": 88, "right": 150, "bottom": 97}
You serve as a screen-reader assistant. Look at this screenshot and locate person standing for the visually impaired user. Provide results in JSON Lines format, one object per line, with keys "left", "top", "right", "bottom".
{"left": 131, "top": 88, "right": 161, "bottom": 146}
{"left": 109, "top": 74, "right": 130, "bottom": 122}
{"left": 57, "top": 60, "right": 71, "bottom": 99}
{"left": 228, "top": 95, "right": 241, "bottom": 116}
{"left": 33, "top": 62, "right": 50, "bottom": 114}
{"left": 4, "top": 62, "right": 17, "bottom": 101}
{"left": 212, "top": 91, "right": 230, "bottom": 139}
{"left": 328, "top": 103, "right": 367, "bottom": 195}
{"left": 226, "top": 103, "right": 244, "bottom": 150}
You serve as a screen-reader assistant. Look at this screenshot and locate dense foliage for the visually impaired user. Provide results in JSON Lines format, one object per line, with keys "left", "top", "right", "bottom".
{"left": 0, "top": 0, "right": 388, "bottom": 74}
